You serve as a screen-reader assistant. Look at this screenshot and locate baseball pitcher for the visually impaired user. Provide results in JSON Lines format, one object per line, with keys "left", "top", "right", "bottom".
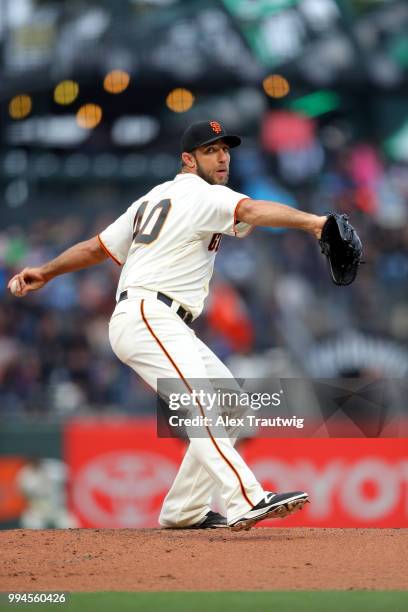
{"left": 9, "top": 121, "right": 331, "bottom": 531}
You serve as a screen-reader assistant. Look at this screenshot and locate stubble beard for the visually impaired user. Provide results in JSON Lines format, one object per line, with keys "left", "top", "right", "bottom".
{"left": 195, "top": 159, "right": 229, "bottom": 186}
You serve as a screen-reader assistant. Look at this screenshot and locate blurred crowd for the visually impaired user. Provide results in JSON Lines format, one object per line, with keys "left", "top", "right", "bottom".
{"left": 1, "top": 140, "right": 408, "bottom": 418}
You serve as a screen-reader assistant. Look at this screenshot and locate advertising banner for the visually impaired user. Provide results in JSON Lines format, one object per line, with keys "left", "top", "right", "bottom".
{"left": 242, "top": 438, "right": 408, "bottom": 527}
{"left": 65, "top": 418, "right": 185, "bottom": 528}
{"left": 0, "top": 457, "right": 27, "bottom": 523}
{"left": 65, "top": 418, "right": 408, "bottom": 528}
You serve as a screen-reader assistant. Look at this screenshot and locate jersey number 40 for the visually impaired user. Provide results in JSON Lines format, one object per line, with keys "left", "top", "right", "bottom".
{"left": 132, "top": 198, "right": 222, "bottom": 253}
{"left": 132, "top": 199, "right": 171, "bottom": 244}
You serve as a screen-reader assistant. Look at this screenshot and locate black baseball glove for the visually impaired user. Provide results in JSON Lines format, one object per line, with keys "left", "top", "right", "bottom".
{"left": 319, "top": 213, "right": 363, "bottom": 286}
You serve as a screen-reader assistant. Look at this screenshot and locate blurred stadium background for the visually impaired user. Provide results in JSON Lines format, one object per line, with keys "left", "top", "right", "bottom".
{"left": 0, "top": 0, "right": 407, "bottom": 530}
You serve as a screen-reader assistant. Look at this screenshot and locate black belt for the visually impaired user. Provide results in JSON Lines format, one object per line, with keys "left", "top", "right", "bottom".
{"left": 118, "top": 290, "right": 193, "bottom": 325}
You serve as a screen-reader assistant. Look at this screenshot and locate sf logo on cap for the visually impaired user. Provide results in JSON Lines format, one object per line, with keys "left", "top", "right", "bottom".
{"left": 209, "top": 121, "right": 222, "bottom": 134}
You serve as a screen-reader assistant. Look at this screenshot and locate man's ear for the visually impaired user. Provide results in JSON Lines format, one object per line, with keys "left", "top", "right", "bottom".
{"left": 181, "top": 151, "right": 196, "bottom": 169}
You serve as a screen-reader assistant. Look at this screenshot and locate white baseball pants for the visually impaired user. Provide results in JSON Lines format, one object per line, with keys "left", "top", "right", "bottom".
{"left": 108, "top": 290, "right": 265, "bottom": 526}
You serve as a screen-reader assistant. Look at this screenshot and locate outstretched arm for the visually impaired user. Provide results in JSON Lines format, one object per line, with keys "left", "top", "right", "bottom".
{"left": 7, "top": 235, "right": 108, "bottom": 297}
{"left": 236, "top": 199, "right": 326, "bottom": 239}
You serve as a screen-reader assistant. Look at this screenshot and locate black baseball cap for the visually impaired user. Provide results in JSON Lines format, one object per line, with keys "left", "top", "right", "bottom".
{"left": 181, "top": 120, "right": 242, "bottom": 153}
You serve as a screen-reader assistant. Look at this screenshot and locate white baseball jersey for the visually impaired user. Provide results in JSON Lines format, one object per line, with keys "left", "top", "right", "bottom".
{"left": 98, "top": 173, "right": 251, "bottom": 318}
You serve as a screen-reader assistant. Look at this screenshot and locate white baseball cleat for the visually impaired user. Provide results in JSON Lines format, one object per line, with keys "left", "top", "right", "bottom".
{"left": 230, "top": 491, "right": 309, "bottom": 532}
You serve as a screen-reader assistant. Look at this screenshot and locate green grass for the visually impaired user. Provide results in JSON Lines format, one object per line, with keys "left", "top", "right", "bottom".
{"left": 1, "top": 591, "right": 408, "bottom": 611}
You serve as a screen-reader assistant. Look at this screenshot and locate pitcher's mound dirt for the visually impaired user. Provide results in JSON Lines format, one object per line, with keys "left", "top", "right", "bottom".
{"left": 1, "top": 528, "right": 407, "bottom": 592}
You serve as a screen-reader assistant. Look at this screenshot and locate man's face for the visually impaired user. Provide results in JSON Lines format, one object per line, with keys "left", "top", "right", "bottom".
{"left": 191, "top": 139, "right": 231, "bottom": 185}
